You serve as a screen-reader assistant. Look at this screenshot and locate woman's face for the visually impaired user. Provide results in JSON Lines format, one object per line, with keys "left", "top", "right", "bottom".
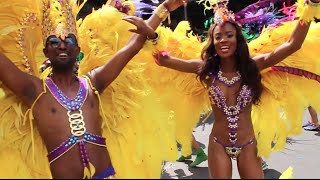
{"left": 212, "top": 23, "right": 237, "bottom": 59}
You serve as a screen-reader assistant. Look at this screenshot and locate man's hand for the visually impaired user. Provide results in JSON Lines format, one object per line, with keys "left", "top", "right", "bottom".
{"left": 163, "top": 0, "right": 188, "bottom": 12}
{"left": 122, "top": 16, "right": 156, "bottom": 38}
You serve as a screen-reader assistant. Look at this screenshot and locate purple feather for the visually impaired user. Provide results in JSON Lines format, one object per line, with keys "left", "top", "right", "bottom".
{"left": 130, "top": 0, "right": 159, "bottom": 17}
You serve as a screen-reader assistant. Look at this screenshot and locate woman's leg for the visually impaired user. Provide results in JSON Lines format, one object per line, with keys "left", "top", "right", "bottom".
{"left": 208, "top": 138, "right": 232, "bottom": 178}
{"left": 191, "top": 134, "right": 201, "bottom": 149}
{"left": 304, "top": 106, "right": 319, "bottom": 131}
{"left": 308, "top": 106, "right": 319, "bottom": 125}
{"left": 190, "top": 135, "right": 208, "bottom": 167}
{"left": 237, "top": 142, "right": 264, "bottom": 179}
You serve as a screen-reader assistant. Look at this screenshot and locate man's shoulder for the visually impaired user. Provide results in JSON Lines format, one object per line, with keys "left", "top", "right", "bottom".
{"left": 17, "top": 75, "right": 43, "bottom": 107}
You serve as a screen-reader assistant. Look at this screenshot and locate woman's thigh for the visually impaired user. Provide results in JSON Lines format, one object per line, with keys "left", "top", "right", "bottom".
{"left": 208, "top": 138, "right": 232, "bottom": 179}
{"left": 237, "top": 142, "right": 264, "bottom": 179}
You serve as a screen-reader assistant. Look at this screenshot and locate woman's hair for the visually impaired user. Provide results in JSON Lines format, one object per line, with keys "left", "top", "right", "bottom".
{"left": 199, "top": 21, "right": 263, "bottom": 105}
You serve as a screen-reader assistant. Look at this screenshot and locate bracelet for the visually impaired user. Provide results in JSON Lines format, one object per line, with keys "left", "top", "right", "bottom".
{"left": 147, "top": 32, "right": 160, "bottom": 45}
{"left": 296, "top": 0, "right": 320, "bottom": 23}
{"left": 306, "top": 0, "right": 319, "bottom": 6}
{"left": 153, "top": 4, "right": 170, "bottom": 22}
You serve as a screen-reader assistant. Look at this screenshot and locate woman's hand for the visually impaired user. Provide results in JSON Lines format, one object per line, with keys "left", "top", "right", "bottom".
{"left": 152, "top": 51, "right": 204, "bottom": 73}
{"left": 122, "top": 16, "right": 156, "bottom": 39}
{"left": 153, "top": 51, "right": 170, "bottom": 66}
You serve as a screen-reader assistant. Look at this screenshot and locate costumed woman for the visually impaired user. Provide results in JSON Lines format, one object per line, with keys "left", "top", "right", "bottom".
{"left": 148, "top": 0, "right": 320, "bottom": 178}
{"left": 0, "top": 0, "right": 187, "bottom": 178}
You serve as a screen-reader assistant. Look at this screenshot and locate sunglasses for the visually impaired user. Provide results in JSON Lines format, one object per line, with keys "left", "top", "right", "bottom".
{"left": 46, "top": 37, "right": 78, "bottom": 48}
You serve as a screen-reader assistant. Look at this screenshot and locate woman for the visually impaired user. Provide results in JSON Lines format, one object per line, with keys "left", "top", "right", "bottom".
{"left": 176, "top": 134, "right": 208, "bottom": 167}
{"left": 303, "top": 106, "right": 319, "bottom": 131}
{"left": 151, "top": 0, "right": 320, "bottom": 178}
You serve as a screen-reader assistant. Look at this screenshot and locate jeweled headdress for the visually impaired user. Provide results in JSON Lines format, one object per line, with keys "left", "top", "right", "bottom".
{"left": 197, "top": 0, "right": 235, "bottom": 25}
{"left": 196, "top": 0, "right": 289, "bottom": 42}
{"left": 42, "top": 0, "right": 78, "bottom": 45}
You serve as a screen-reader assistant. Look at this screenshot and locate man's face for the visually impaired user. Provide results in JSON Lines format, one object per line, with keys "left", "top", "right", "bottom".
{"left": 43, "top": 34, "right": 80, "bottom": 70}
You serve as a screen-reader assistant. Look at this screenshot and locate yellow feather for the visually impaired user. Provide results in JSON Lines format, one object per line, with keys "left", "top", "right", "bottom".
{"left": 279, "top": 166, "right": 293, "bottom": 179}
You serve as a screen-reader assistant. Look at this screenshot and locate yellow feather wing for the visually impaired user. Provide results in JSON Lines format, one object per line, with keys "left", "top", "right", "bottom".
{"left": 141, "top": 21, "right": 211, "bottom": 156}
{"left": 0, "top": 0, "right": 44, "bottom": 76}
{"left": 249, "top": 21, "right": 320, "bottom": 158}
{"left": 0, "top": 0, "right": 51, "bottom": 178}
{"left": 78, "top": 5, "right": 178, "bottom": 178}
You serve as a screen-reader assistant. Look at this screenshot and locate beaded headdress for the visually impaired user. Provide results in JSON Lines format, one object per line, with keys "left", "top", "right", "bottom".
{"left": 196, "top": 0, "right": 297, "bottom": 42}
{"left": 42, "top": 0, "right": 78, "bottom": 45}
{"left": 197, "top": 0, "right": 235, "bottom": 25}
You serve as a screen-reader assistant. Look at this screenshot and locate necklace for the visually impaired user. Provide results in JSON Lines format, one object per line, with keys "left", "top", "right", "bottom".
{"left": 46, "top": 76, "right": 88, "bottom": 137}
{"left": 46, "top": 77, "right": 88, "bottom": 111}
{"left": 217, "top": 70, "right": 241, "bottom": 87}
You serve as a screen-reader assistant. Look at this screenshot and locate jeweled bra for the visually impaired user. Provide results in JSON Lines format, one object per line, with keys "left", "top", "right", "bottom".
{"left": 45, "top": 76, "right": 107, "bottom": 178}
{"left": 208, "top": 71, "right": 252, "bottom": 158}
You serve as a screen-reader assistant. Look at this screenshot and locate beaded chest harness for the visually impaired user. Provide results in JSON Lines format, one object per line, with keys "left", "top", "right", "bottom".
{"left": 46, "top": 77, "right": 88, "bottom": 135}
{"left": 208, "top": 71, "right": 253, "bottom": 158}
{"left": 45, "top": 76, "right": 106, "bottom": 178}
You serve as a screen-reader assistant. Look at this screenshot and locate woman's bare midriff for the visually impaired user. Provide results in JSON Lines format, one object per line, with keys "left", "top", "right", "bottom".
{"left": 210, "top": 105, "right": 255, "bottom": 145}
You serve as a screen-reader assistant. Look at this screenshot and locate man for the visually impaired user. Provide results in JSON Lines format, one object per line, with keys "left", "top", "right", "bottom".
{"left": 0, "top": 0, "right": 186, "bottom": 178}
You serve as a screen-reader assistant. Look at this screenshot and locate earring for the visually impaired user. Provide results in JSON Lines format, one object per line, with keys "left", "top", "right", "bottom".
{"left": 77, "top": 52, "right": 84, "bottom": 62}
{"left": 40, "top": 59, "right": 51, "bottom": 73}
